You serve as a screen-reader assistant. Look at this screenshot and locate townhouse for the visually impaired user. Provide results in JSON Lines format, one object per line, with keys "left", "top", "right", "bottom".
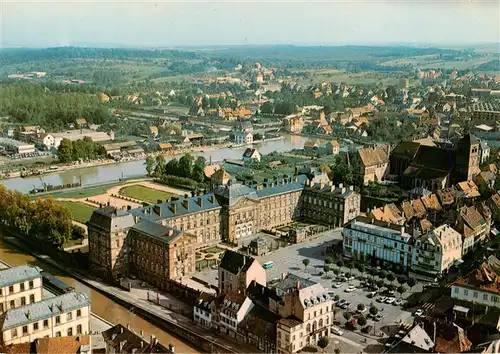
{"left": 0, "top": 266, "right": 43, "bottom": 314}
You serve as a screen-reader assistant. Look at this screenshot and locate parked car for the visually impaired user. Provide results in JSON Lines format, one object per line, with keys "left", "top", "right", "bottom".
{"left": 374, "top": 314, "right": 384, "bottom": 322}
{"left": 415, "top": 309, "right": 424, "bottom": 317}
{"left": 377, "top": 296, "right": 387, "bottom": 303}
{"left": 333, "top": 282, "right": 342, "bottom": 288}
{"left": 345, "top": 276, "right": 355, "bottom": 282}
{"left": 345, "top": 286, "right": 356, "bottom": 293}
{"left": 367, "top": 291, "right": 377, "bottom": 298}
{"left": 362, "top": 325, "right": 373, "bottom": 334}
{"left": 340, "top": 302, "right": 350, "bottom": 310}
{"left": 331, "top": 326, "right": 344, "bottom": 336}
{"left": 385, "top": 297, "right": 396, "bottom": 304}
{"left": 394, "top": 299, "right": 403, "bottom": 306}
{"left": 357, "top": 307, "right": 368, "bottom": 314}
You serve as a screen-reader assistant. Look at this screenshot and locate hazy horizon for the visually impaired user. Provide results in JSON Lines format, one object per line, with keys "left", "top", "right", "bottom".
{"left": 1, "top": 1, "right": 499, "bottom": 48}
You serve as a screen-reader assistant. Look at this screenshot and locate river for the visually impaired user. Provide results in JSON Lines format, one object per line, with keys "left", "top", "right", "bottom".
{"left": 2, "top": 134, "right": 323, "bottom": 193}
{"left": 0, "top": 236, "right": 197, "bottom": 353}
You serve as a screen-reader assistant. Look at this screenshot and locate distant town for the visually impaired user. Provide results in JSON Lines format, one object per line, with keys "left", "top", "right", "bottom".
{"left": 0, "top": 44, "right": 499, "bottom": 354}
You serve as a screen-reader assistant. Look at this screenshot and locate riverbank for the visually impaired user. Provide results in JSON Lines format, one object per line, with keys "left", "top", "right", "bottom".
{"left": 0, "top": 232, "right": 260, "bottom": 353}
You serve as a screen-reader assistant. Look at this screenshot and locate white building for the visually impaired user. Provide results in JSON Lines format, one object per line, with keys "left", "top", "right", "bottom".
{"left": 343, "top": 217, "right": 412, "bottom": 270}
{"left": 480, "top": 141, "right": 491, "bottom": 164}
{"left": 234, "top": 131, "right": 253, "bottom": 145}
{"left": 0, "top": 292, "right": 91, "bottom": 346}
{"left": 410, "top": 224, "right": 463, "bottom": 280}
{"left": 242, "top": 148, "right": 261, "bottom": 163}
{"left": 212, "top": 292, "right": 254, "bottom": 336}
{"left": 32, "top": 133, "right": 63, "bottom": 150}
{"left": 0, "top": 138, "right": 35, "bottom": 155}
{"left": 451, "top": 256, "right": 500, "bottom": 309}
{"left": 0, "top": 266, "right": 43, "bottom": 314}
{"left": 193, "top": 294, "right": 214, "bottom": 328}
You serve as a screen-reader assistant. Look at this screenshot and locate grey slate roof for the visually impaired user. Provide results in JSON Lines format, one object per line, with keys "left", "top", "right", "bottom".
{"left": 270, "top": 273, "right": 316, "bottom": 292}
{"left": 255, "top": 175, "right": 308, "bottom": 198}
{"left": 130, "top": 219, "right": 187, "bottom": 244}
{"left": 219, "top": 250, "right": 256, "bottom": 275}
{"left": 0, "top": 292, "right": 90, "bottom": 330}
{"left": 0, "top": 265, "right": 42, "bottom": 287}
{"left": 131, "top": 193, "right": 221, "bottom": 220}
{"left": 88, "top": 206, "right": 136, "bottom": 232}
{"left": 303, "top": 182, "right": 355, "bottom": 199}
{"left": 214, "top": 183, "right": 258, "bottom": 205}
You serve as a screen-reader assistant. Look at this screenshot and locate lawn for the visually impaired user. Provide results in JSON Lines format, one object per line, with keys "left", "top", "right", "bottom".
{"left": 59, "top": 201, "right": 96, "bottom": 224}
{"left": 201, "top": 246, "right": 226, "bottom": 254}
{"left": 47, "top": 182, "right": 122, "bottom": 199}
{"left": 119, "top": 185, "right": 174, "bottom": 203}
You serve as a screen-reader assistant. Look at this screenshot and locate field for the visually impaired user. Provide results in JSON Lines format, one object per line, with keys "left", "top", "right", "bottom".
{"left": 119, "top": 185, "right": 174, "bottom": 203}
{"left": 59, "top": 201, "right": 96, "bottom": 223}
{"left": 292, "top": 69, "right": 401, "bottom": 86}
{"left": 381, "top": 54, "right": 496, "bottom": 70}
{"left": 47, "top": 182, "right": 123, "bottom": 199}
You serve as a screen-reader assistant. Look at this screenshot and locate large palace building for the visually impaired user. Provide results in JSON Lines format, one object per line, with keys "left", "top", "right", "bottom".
{"left": 87, "top": 175, "right": 361, "bottom": 284}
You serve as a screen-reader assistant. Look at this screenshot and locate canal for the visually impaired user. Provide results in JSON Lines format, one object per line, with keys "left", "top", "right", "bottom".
{"left": 0, "top": 236, "right": 197, "bottom": 353}
{"left": 2, "top": 135, "right": 323, "bottom": 193}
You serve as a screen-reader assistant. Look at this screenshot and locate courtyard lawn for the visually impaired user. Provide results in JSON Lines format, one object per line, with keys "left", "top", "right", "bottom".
{"left": 119, "top": 185, "right": 174, "bottom": 204}
{"left": 201, "top": 246, "right": 226, "bottom": 254}
{"left": 59, "top": 201, "right": 96, "bottom": 224}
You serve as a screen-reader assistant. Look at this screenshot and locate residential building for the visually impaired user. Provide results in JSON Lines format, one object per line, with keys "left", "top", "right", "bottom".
{"left": 0, "top": 292, "right": 90, "bottom": 346}
{"left": 242, "top": 148, "right": 261, "bottom": 162}
{"left": 300, "top": 181, "right": 361, "bottom": 228}
{"left": 410, "top": 225, "right": 463, "bottom": 279}
{"left": 0, "top": 266, "right": 43, "bottom": 314}
{"left": 0, "top": 335, "right": 91, "bottom": 354}
{"left": 385, "top": 324, "right": 434, "bottom": 353}
{"left": 273, "top": 274, "right": 332, "bottom": 353}
{"left": 456, "top": 205, "right": 490, "bottom": 253}
{"left": 32, "top": 133, "right": 61, "bottom": 150}
{"left": 325, "top": 140, "right": 340, "bottom": 155}
{"left": 282, "top": 114, "right": 304, "bottom": 134}
{"left": 452, "top": 256, "right": 500, "bottom": 309}
{"left": 358, "top": 145, "right": 390, "bottom": 185}
{"left": 303, "top": 141, "right": 319, "bottom": 150}
{"left": 475, "top": 172, "right": 496, "bottom": 196}
{"left": 51, "top": 129, "right": 114, "bottom": 143}
{"left": 102, "top": 324, "right": 174, "bottom": 353}
{"left": 487, "top": 192, "right": 500, "bottom": 222}
{"left": 343, "top": 217, "right": 413, "bottom": 270}
{"left": 75, "top": 119, "right": 88, "bottom": 129}
{"left": 212, "top": 292, "right": 254, "bottom": 338}
{"left": 211, "top": 168, "right": 232, "bottom": 187}
{"left": 468, "top": 102, "right": 500, "bottom": 125}
{"left": 234, "top": 131, "right": 253, "bottom": 145}
{"left": 150, "top": 126, "right": 159, "bottom": 137}
{"left": 218, "top": 250, "right": 266, "bottom": 295}
{"left": 193, "top": 293, "right": 215, "bottom": 328}
{"left": 368, "top": 203, "right": 406, "bottom": 225}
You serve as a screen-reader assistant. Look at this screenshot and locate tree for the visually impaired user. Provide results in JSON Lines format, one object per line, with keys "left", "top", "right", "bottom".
{"left": 260, "top": 101, "right": 274, "bottom": 115}
{"left": 379, "top": 270, "right": 387, "bottom": 280}
{"left": 397, "top": 285, "right": 408, "bottom": 299}
{"left": 318, "top": 337, "right": 329, "bottom": 353}
{"left": 71, "top": 224, "right": 86, "bottom": 241}
{"left": 57, "top": 139, "right": 74, "bottom": 163}
{"left": 334, "top": 294, "right": 340, "bottom": 301}
{"left": 333, "top": 307, "right": 338, "bottom": 320}
{"left": 369, "top": 305, "right": 379, "bottom": 316}
{"left": 302, "top": 258, "right": 310, "bottom": 272}
{"left": 357, "top": 303, "right": 365, "bottom": 311}
{"left": 386, "top": 284, "right": 396, "bottom": 292}
{"left": 325, "top": 257, "right": 333, "bottom": 265}
{"left": 336, "top": 260, "right": 344, "bottom": 268}
{"left": 357, "top": 316, "right": 367, "bottom": 327}
{"left": 178, "top": 153, "right": 194, "bottom": 178}
{"left": 154, "top": 154, "right": 166, "bottom": 178}
{"left": 407, "top": 278, "right": 417, "bottom": 287}
{"left": 323, "top": 264, "right": 330, "bottom": 277}
{"left": 164, "top": 158, "right": 179, "bottom": 176}
{"left": 145, "top": 155, "right": 155, "bottom": 177}
{"left": 397, "top": 275, "right": 408, "bottom": 285}
{"left": 192, "top": 157, "right": 206, "bottom": 182}
{"left": 387, "top": 273, "right": 395, "bottom": 284}
{"left": 376, "top": 280, "right": 384, "bottom": 288}
{"left": 359, "top": 264, "right": 366, "bottom": 274}
{"left": 343, "top": 312, "right": 352, "bottom": 321}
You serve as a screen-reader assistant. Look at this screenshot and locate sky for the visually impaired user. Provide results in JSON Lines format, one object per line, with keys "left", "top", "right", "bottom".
{"left": 1, "top": 0, "right": 499, "bottom": 48}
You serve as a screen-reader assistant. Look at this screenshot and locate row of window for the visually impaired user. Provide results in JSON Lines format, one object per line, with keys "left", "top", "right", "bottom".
{"left": 10, "top": 313, "right": 82, "bottom": 339}
{"left": 0, "top": 281, "right": 35, "bottom": 296}
{"left": 454, "top": 287, "right": 499, "bottom": 303}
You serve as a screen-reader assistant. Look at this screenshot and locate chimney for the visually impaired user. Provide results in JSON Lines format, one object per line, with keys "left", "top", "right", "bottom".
{"left": 349, "top": 185, "right": 354, "bottom": 191}
{"left": 127, "top": 205, "right": 132, "bottom": 211}
{"left": 297, "top": 281, "right": 301, "bottom": 290}
{"left": 198, "top": 197, "right": 203, "bottom": 207}
{"left": 127, "top": 323, "right": 131, "bottom": 330}
{"left": 77, "top": 336, "right": 80, "bottom": 342}
{"left": 281, "top": 272, "right": 286, "bottom": 280}
{"left": 320, "top": 182, "right": 325, "bottom": 189}
{"left": 153, "top": 205, "right": 161, "bottom": 217}
{"left": 168, "top": 229, "right": 175, "bottom": 236}
{"left": 119, "top": 341, "right": 125, "bottom": 351}
{"left": 339, "top": 183, "right": 343, "bottom": 189}
{"left": 169, "top": 344, "right": 175, "bottom": 353}
{"left": 341, "top": 187, "right": 346, "bottom": 194}
{"left": 182, "top": 199, "right": 190, "bottom": 210}
{"left": 157, "top": 199, "right": 163, "bottom": 204}
{"left": 120, "top": 326, "right": 124, "bottom": 334}
{"left": 401, "top": 226, "right": 405, "bottom": 235}
{"left": 170, "top": 203, "right": 177, "bottom": 214}
{"left": 99, "top": 203, "right": 103, "bottom": 209}
{"left": 330, "top": 186, "right": 335, "bottom": 192}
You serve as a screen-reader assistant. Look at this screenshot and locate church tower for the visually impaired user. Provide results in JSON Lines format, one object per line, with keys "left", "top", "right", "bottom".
{"left": 454, "top": 133, "right": 480, "bottom": 182}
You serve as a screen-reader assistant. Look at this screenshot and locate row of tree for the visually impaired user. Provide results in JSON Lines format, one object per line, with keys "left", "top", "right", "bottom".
{"left": 0, "top": 82, "right": 111, "bottom": 131}
{"left": 57, "top": 137, "right": 106, "bottom": 163}
{"left": 0, "top": 185, "right": 74, "bottom": 247}
{"left": 145, "top": 153, "right": 206, "bottom": 183}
